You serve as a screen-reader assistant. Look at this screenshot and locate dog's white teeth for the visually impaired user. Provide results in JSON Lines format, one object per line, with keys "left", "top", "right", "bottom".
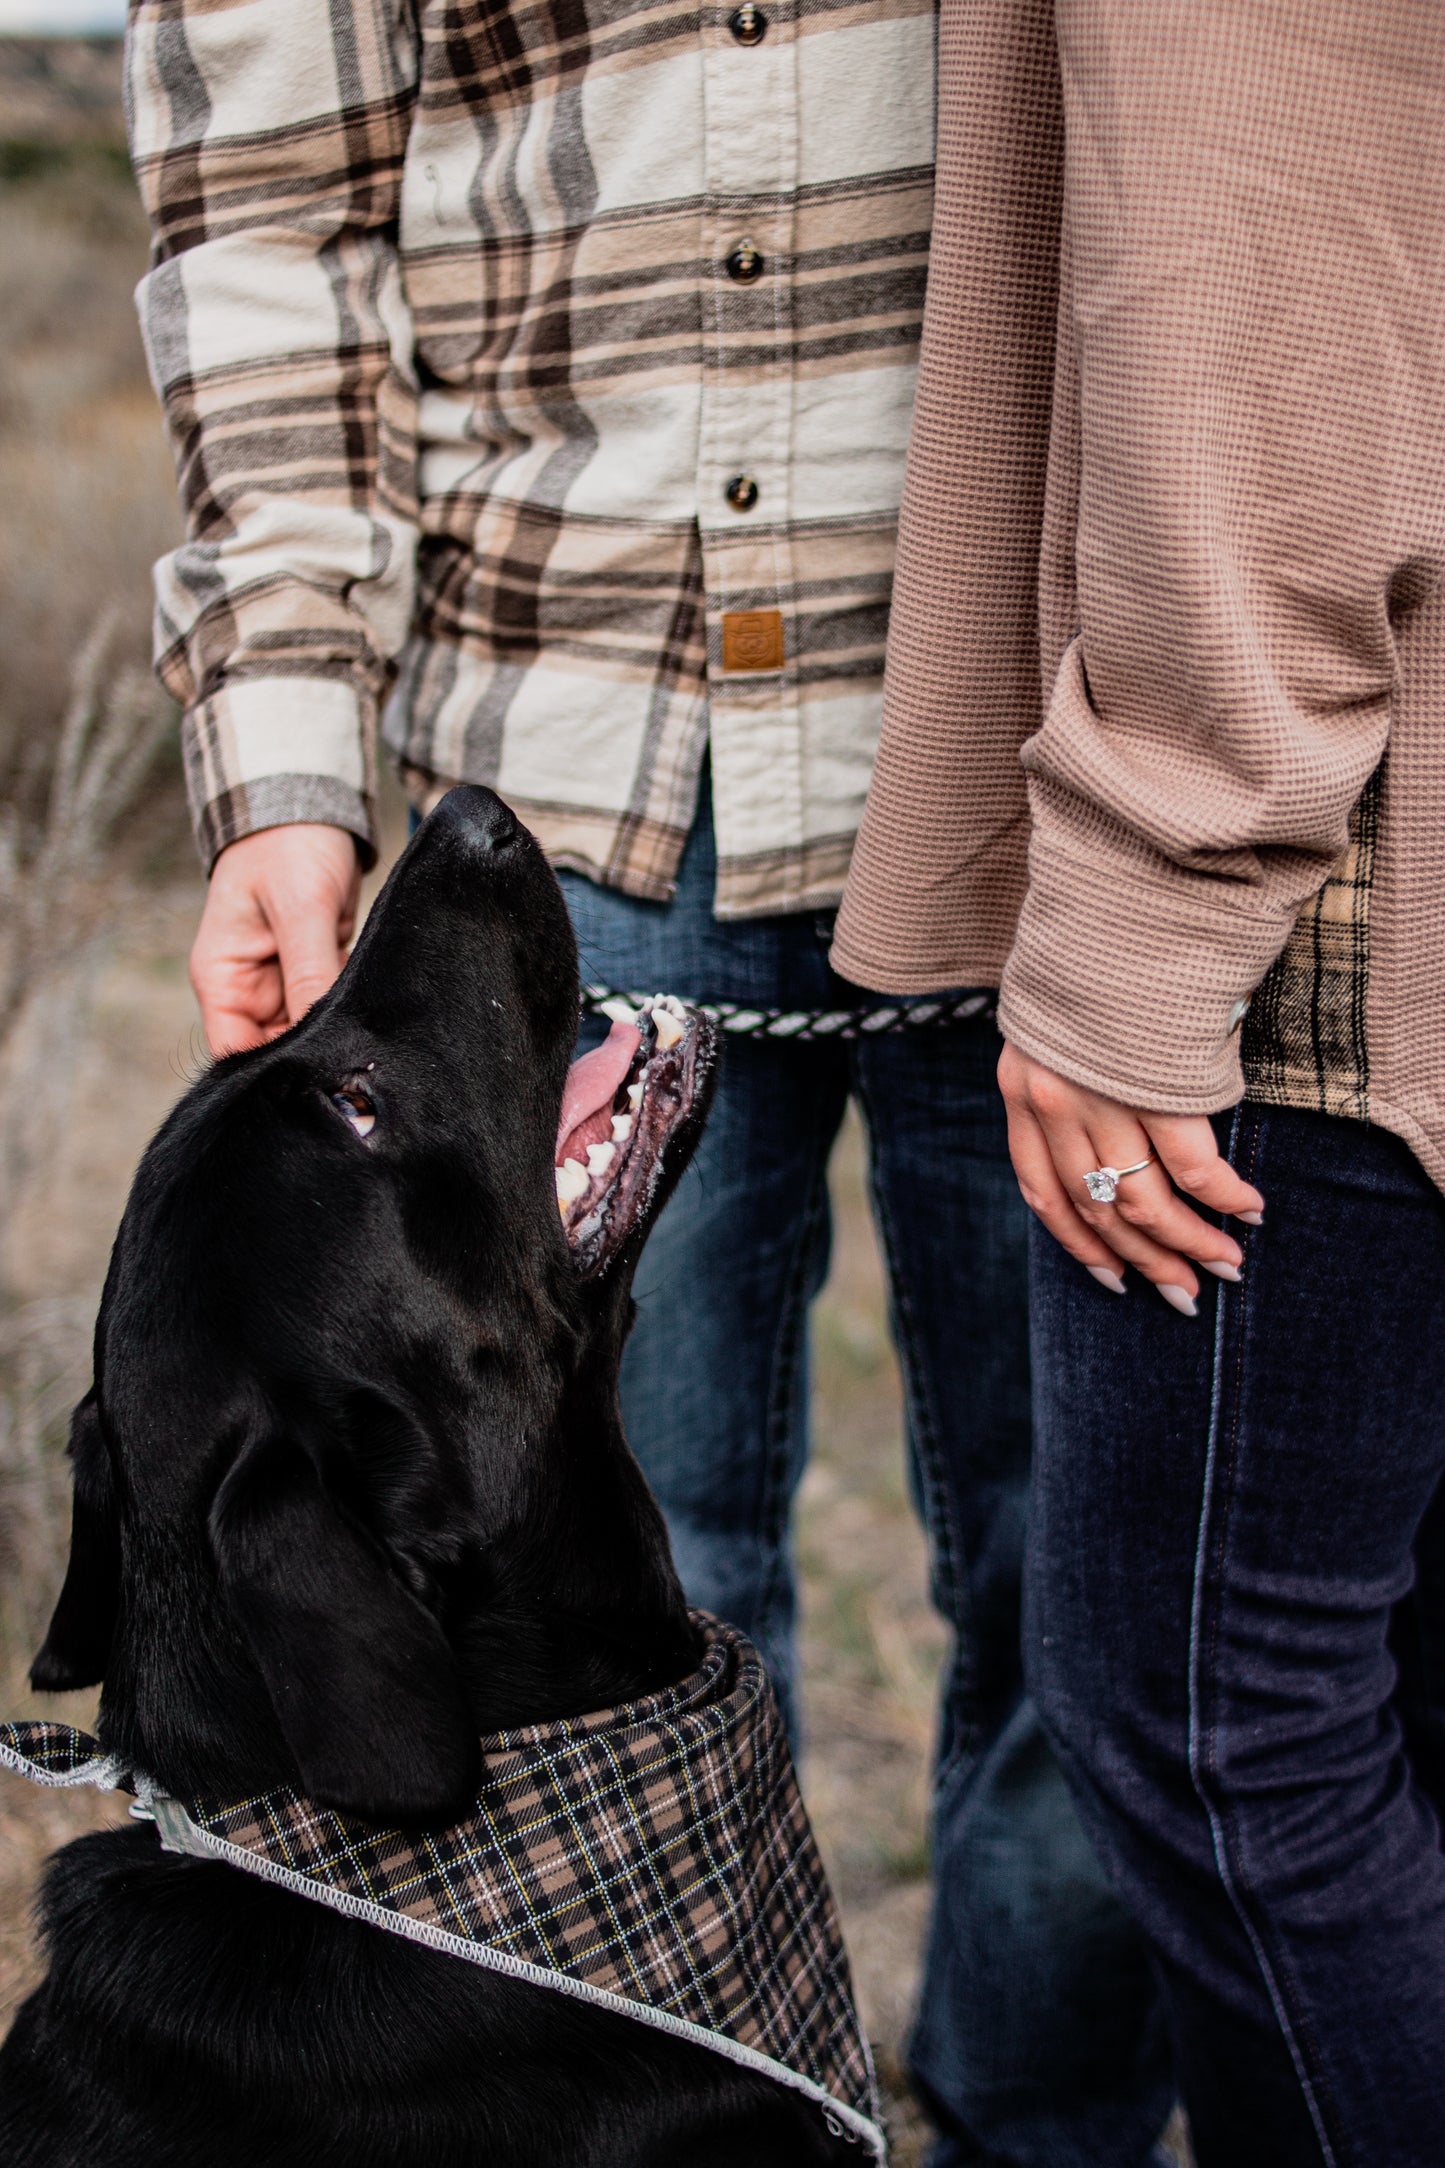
{"left": 654, "top": 1009, "right": 684, "bottom": 1051}
{"left": 627, "top": 1081, "right": 644, "bottom": 1108}
{"left": 586, "top": 1141, "right": 616, "bottom": 1176}
{"left": 556, "top": 1159, "right": 589, "bottom": 1204}
{"left": 611, "top": 1114, "right": 633, "bottom": 1143}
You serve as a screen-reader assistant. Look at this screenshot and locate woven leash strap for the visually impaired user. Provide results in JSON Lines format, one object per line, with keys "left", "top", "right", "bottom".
{"left": 581, "top": 984, "right": 997, "bottom": 1043}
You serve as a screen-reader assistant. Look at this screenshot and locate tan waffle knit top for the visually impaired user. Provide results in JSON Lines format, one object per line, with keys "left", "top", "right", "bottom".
{"left": 831, "top": 0, "right": 1445, "bottom": 1189}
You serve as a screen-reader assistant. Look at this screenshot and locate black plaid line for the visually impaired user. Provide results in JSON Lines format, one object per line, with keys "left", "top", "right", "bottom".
{"left": 1243, "top": 763, "right": 1379, "bottom": 1121}
{"left": 731, "top": 1769, "right": 856, "bottom": 2078}
{"left": 554, "top": 1730, "right": 743, "bottom": 1974}
{"left": 526, "top": 1765, "right": 691, "bottom": 2000}
{"left": 431, "top": 1783, "right": 701, "bottom": 1957}
{"left": 625, "top": 1724, "right": 756, "bottom": 2014}
{"left": 1, "top": 1723, "right": 100, "bottom": 1777}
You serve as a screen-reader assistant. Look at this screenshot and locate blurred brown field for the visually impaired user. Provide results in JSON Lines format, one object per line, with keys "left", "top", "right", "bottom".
{"left": 0, "top": 51, "right": 945, "bottom": 2161}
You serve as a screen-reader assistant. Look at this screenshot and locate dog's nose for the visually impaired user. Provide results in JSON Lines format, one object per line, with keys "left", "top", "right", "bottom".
{"left": 431, "top": 785, "right": 522, "bottom": 854}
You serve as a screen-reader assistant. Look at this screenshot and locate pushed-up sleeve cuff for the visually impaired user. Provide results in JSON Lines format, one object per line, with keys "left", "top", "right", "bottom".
{"left": 997, "top": 836, "right": 1295, "bottom": 1115}
{"left": 183, "top": 676, "right": 378, "bottom": 874}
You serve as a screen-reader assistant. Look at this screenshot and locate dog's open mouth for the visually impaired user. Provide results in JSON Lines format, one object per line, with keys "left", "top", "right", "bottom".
{"left": 554, "top": 997, "right": 715, "bottom": 1275}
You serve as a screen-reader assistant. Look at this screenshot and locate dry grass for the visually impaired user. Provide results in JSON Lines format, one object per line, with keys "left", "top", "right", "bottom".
{"left": 0, "top": 161, "right": 178, "bottom": 800}
{"left": 801, "top": 1122, "right": 947, "bottom": 2164}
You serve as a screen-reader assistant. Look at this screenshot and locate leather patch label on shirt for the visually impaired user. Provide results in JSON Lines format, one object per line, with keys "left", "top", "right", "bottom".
{"left": 721, "top": 609, "right": 785, "bottom": 673}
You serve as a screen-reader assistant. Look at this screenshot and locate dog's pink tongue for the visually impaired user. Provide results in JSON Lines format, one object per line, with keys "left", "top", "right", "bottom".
{"left": 556, "top": 1019, "right": 641, "bottom": 1164}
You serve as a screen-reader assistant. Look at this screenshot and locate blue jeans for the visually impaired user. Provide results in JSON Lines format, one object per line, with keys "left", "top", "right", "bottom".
{"left": 561, "top": 788, "right": 1173, "bottom": 2168}
{"left": 1028, "top": 1104, "right": 1445, "bottom": 2168}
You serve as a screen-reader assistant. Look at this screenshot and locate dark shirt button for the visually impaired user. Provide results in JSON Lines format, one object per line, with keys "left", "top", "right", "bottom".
{"left": 728, "top": 5, "right": 767, "bottom": 46}
{"left": 725, "top": 240, "right": 764, "bottom": 284}
{"left": 725, "top": 475, "right": 760, "bottom": 513}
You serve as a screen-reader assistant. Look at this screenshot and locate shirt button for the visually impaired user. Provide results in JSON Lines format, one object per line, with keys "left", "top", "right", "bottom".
{"left": 728, "top": 4, "right": 767, "bottom": 45}
{"left": 725, "top": 240, "right": 764, "bottom": 284}
{"left": 725, "top": 474, "right": 760, "bottom": 512}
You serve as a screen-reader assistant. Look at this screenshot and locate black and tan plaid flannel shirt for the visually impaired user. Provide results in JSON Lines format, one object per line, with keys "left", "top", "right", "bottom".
{"left": 125, "top": 0, "right": 936, "bottom": 918}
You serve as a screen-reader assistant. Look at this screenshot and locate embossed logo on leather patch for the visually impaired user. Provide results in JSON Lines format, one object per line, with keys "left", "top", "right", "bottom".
{"left": 721, "top": 609, "right": 785, "bottom": 673}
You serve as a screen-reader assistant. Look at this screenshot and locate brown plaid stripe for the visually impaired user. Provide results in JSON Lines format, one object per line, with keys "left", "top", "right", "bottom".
{"left": 1, "top": 1616, "right": 883, "bottom": 2156}
{"left": 1241, "top": 766, "right": 1381, "bottom": 1123}
{"left": 128, "top": 0, "right": 936, "bottom": 912}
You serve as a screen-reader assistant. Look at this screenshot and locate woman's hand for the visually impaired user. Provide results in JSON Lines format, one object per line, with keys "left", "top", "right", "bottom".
{"left": 997, "top": 1042, "right": 1264, "bottom": 1315}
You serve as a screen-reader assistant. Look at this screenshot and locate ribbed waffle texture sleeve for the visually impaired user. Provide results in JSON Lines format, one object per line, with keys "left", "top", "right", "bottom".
{"left": 835, "top": 1, "right": 1445, "bottom": 1160}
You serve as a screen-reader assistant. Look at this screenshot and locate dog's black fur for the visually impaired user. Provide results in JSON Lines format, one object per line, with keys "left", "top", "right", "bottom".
{"left": 0, "top": 789, "right": 858, "bottom": 2167}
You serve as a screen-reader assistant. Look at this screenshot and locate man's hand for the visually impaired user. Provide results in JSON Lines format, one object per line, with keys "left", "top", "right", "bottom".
{"left": 998, "top": 1042, "right": 1264, "bottom": 1316}
{"left": 191, "top": 825, "right": 362, "bottom": 1055}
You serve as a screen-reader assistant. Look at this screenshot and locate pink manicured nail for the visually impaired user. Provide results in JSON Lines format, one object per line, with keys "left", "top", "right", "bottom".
{"left": 1201, "top": 1260, "right": 1242, "bottom": 1283}
{"left": 1159, "top": 1285, "right": 1199, "bottom": 1318}
{"left": 1087, "top": 1265, "right": 1126, "bottom": 1295}
{"left": 1237, "top": 1209, "right": 1264, "bottom": 1226}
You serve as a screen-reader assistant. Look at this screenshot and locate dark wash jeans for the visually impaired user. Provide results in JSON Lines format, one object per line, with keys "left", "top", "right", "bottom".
{"left": 1028, "top": 1102, "right": 1445, "bottom": 2168}
{"left": 561, "top": 784, "right": 1173, "bottom": 2168}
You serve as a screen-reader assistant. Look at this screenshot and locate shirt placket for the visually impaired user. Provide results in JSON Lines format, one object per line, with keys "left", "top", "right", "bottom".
{"left": 697, "top": 1, "right": 803, "bottom": 913}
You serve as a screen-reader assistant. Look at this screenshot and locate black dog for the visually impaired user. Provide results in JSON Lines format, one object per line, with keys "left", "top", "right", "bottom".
{"left": 0, "top": 789, "right": 859, "bottom": 2167}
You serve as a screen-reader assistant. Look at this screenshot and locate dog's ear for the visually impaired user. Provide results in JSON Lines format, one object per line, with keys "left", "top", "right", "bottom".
{"left": 31, "top": 1392, "right": 121, "bottom": 1693}
{"left": 210, "top": 1428, "right": 480, "bottom": 1824}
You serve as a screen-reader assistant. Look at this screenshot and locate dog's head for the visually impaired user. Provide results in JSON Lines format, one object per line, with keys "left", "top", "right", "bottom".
{"left": 32, "top": 788, "right": 717, "bottom": 1822}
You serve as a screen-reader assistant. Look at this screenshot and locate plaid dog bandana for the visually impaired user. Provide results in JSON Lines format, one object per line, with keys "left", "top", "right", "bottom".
{"left": 1, "top": 1614, "right": 884, "bottom": 2158}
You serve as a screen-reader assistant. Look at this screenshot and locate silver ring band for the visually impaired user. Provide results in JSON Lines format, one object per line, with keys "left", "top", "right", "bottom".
{"left": 1082, "top": 1154, "right": 1155, "bottom": 1205}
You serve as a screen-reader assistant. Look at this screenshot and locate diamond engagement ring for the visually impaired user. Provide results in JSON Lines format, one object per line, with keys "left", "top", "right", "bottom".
{"left": 1082, "top": 1155, "right": 1155, "bottom": 1205}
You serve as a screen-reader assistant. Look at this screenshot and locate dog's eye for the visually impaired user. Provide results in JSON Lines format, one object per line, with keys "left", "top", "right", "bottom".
{"left": 331, "top": 1088, "right": 377, "bottom": 1140}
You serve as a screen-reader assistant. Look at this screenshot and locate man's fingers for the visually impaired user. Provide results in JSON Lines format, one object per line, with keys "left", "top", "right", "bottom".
{"left": 201, "top": 1003, "right": 290, "bottom": 1056}
{"left": 190, "top": 824, "right": 362, "bottom": 1053}
{"left": 269, "top": 831, "right": 360, "bottom": 1026}
{"left": 190, "top": 941, "right": 285, "bottom": 1056}
{"left": 273, "top": 912, "right": 344, "bottom": 1026}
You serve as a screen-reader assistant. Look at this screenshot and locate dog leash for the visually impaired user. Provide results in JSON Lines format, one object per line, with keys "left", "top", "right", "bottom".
{"left": 581, "top": 984, "right": 996, "bottom": 1041}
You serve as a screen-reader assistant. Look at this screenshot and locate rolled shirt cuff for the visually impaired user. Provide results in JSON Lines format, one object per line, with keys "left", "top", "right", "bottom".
{"left": 997, "top": 837, "right": 1296, "bottom": 1115}
{"left": 183, "top": 675, "right": 378, "bottom": 872}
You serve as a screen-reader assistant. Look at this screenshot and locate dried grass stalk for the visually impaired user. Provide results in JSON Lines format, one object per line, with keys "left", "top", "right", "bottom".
{"left": 0, "top": 1297, "right": 92, "bottom": 1700}
{"left": 0, "top": 611, "right": 173, "bottom": 1688}
{"left": 0, "top": 608, "right": 172, "bottom": 1048}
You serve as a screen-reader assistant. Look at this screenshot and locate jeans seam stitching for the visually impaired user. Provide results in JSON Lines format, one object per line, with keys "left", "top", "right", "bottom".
{"left": 1186, "top": 1107, "right": 1341, "bottom": 2168}
{"left": 751, "top": 1130, "right": 834, "bottom": 1641}
{"left": 852, "top": 1069, "right": 979, "bottom": 1775}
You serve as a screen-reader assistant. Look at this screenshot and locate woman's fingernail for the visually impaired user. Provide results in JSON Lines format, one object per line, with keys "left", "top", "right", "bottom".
{"left": 1200, "top": 1260, "right": 1242, "bottom": 1283}
{"left": 1159, "top": 1284, "right": 1199, "bottom": 1318}
{"left": 1087, "top": 1265, "right": 1127, "bottom": 1295}
{"left": 1237, "top": 1209, "right": 1264, "bottom": 1226}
